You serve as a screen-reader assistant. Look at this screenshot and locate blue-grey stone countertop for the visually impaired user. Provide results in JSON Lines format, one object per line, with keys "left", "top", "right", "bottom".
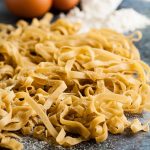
{"left": 0, "top": 0, "right": 150, "bottom": 150}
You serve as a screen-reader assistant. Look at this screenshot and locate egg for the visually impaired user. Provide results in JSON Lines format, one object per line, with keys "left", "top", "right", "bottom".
{"left": 53, "top": 0, "right": 80, "bottom": 11}
{"left": 5, "top": 0, "right": 53, "bottom": 18}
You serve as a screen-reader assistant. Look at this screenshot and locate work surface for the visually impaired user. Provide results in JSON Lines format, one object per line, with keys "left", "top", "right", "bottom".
{"left": 0, "top": 0, "right": 150, "bottom": 150}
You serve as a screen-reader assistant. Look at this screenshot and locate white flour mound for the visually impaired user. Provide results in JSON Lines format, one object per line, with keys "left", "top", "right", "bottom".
{"left": 104, "top": 8, "right": 150, "bottom": 33}
{"left": 81, "top": 0, "right": 123, "bottom": 19}
{"left": 60, "top": 7, "right": 103, "bottom": 33}
{"left": 60, "top": 0, "right": 150, "bottom": 33}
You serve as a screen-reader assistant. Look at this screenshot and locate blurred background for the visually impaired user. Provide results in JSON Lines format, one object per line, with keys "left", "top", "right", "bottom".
{"left": 0, "top": 0, "right": 80, "bottom": 23}
{"left": 0, "top": 0, "right": 150, "bottom": 24}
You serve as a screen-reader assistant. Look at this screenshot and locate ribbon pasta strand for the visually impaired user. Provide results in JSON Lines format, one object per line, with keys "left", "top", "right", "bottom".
{"left": 0, "top": 13, "right": 149, "bottom": 149}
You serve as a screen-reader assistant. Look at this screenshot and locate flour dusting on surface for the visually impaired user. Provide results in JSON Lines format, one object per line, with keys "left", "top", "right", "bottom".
{"left": 61, "top": 0, "right": 150, "bottom": 33}
{"left": 104, "top": 8, "right": 150, "bottom": 33}
{"left": 81, "top": 0, "right": 123, "bottom": 19}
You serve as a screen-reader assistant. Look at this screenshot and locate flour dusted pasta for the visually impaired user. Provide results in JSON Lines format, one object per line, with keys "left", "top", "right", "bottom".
{"left": 0, "top": 13, "right": 150, "bottom": 149}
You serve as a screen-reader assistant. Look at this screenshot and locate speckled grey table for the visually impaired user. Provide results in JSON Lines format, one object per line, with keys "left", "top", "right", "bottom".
{"left": 0, "top": 0, "right": 150, "bottom": 150}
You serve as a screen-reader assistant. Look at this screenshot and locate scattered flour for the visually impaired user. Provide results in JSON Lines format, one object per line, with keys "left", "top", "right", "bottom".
{"left": 104, "top": 8, "right": 150, "bottom": 33}
{"left": 60, "top": 7, "right": 103, "bottom": 33}
{"left": 81, "top": 0, "right": 123, "bottom": 19}
{"left": 60, "top": 0, "right": 150, "bottom": 33}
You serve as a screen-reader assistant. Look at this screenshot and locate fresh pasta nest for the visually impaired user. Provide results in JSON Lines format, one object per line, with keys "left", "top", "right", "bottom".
{"left": 0, "top": 13, "right": 150, "bottom": 149}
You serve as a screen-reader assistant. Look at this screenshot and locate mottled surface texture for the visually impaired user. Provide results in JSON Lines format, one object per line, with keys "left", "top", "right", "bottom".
{"left": 0, "top": 0, "right": 150, "bottom": 150}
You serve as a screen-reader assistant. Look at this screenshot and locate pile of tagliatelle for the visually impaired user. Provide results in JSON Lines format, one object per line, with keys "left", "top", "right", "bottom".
{"left": 0, "top": 13, "right": 150, "bottom": 150}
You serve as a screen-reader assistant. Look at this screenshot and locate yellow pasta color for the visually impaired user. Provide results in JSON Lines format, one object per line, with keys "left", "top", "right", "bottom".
{"left": 0, "top": 13, "right": 150, "bottom": 149}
